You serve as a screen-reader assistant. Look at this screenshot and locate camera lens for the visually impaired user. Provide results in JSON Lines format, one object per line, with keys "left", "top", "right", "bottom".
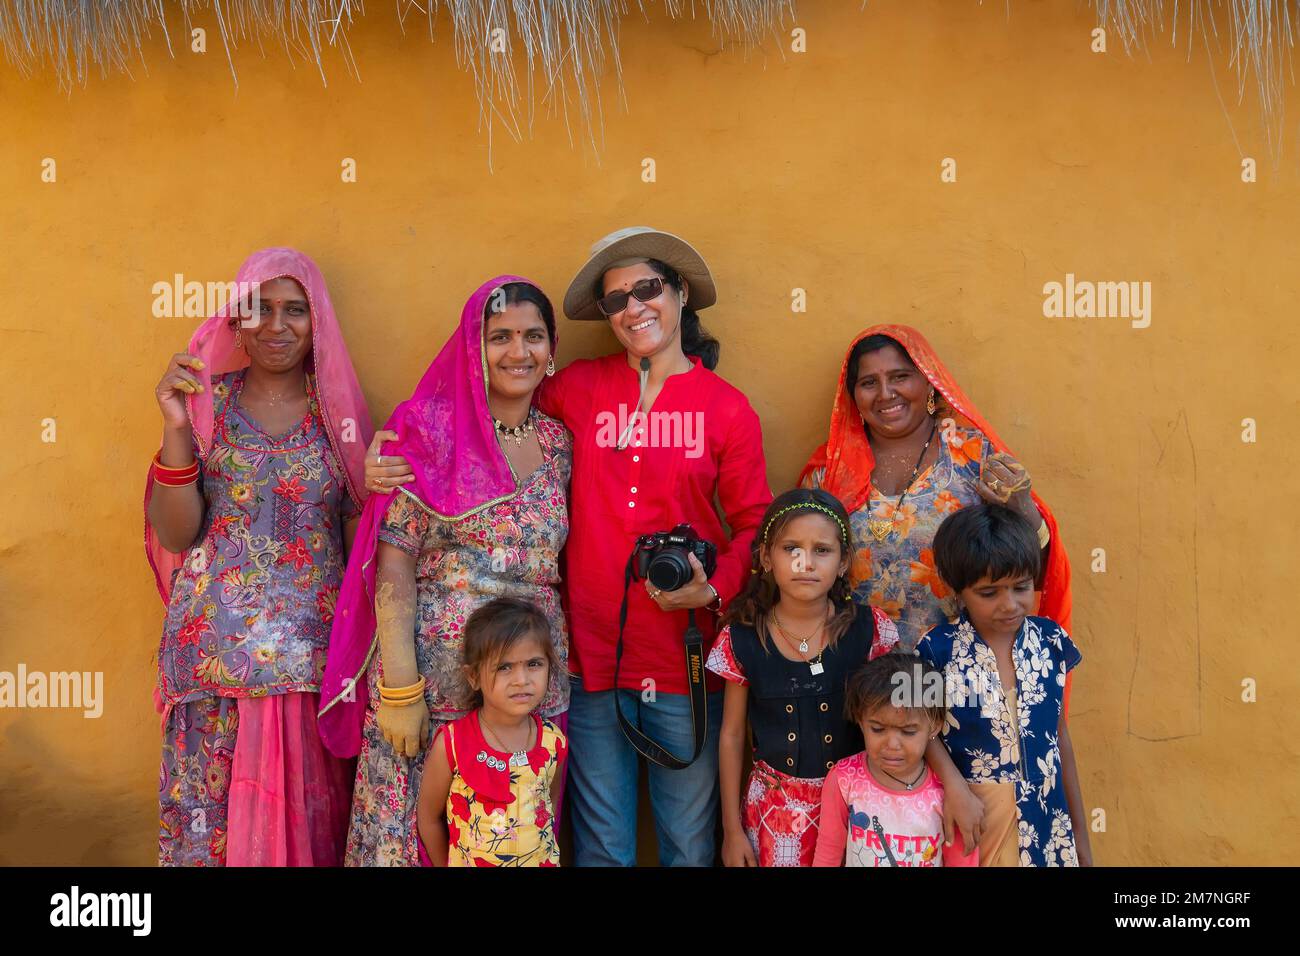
{"left": 647, "top": 550, "right": 691, "bottom": 591}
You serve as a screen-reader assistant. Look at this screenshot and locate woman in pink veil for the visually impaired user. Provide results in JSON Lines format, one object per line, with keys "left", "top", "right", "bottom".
{"left": 145, "top": 247, "right": 372, "bottom": 866}
{"left": 319, "top": 275, "right": 572, "bottom": 866}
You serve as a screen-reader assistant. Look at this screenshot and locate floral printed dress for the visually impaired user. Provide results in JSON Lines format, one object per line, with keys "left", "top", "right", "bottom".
{"left": 917, "top": 612, "right": 1082, "bottom": 867}
{"left": 157, "top": 370, "right": 358, "bottom": 866}
{"left": 804, "top": 422, "right": 992, "bottom": 650}
{"left": 435, "top": 711, "right": 566, "bottom": 867}
{"left": 344, "top": 410, "right": 572, "bottom": 866}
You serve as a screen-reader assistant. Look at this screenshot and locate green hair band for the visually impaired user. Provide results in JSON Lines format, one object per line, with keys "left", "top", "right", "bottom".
{"left": 759, "top": 502, "right": 850, "bottom": 548}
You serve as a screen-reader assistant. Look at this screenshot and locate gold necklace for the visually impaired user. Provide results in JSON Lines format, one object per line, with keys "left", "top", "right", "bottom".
{"left": 867, "top": 417, "right": 937, "bottom": 541}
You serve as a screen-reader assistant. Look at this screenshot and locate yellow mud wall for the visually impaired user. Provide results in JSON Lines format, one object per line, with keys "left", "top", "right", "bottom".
{"left": 1, "top": 1, "right": 1294, "bottom": 865}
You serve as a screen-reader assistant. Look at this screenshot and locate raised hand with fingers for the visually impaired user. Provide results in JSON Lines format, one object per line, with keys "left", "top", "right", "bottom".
{"left": 155, "top": 353, "right": 206, "bottom": 432}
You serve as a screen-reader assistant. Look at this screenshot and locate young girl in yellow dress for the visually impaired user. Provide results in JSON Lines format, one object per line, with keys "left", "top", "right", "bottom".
{"left": 416, "top": 598, "right": 567, "bottom": 866}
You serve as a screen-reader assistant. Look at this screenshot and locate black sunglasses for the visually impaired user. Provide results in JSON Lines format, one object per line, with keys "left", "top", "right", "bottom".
{"left": 596, "top": 276, "right": 667, "bottom": 317}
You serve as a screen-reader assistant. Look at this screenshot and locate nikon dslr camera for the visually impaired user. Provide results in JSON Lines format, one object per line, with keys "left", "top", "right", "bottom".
{"left": 632, "top": 523, "right": 718, "bottom": 592}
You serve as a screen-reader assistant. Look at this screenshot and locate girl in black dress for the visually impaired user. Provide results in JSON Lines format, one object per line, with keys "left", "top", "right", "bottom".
{"left": 709, "top": 488, "right": 900, "bottom": 867}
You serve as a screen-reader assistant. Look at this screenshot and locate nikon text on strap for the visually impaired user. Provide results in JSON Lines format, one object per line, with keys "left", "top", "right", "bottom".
{"left": 612, "top": 554, "right": 709, "bottom": 769}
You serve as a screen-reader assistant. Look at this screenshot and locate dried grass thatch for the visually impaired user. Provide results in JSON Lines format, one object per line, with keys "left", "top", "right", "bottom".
{"left": 0, "top": 2, "right": 1295, "bottom": 158}
{"left": 1095, "top": 1, "right": 1296, "bottom": 159}
{"left": 0, "top": 1, "right": 795, "bottom": 158}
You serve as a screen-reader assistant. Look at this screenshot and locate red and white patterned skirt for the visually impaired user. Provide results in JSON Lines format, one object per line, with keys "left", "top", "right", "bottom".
{"left": 742, "top": 759, "right": 827, "bottom": 867}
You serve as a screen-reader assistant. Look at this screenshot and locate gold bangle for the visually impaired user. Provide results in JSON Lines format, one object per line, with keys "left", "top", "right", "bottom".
{"left": 379, "top": 684, "right": 425, "bottom": 698}
{"left": 379, "top": 689, "right": 425, "bottom": 705}
{"left": 379, "top": 685, "right": 425, "bottom": 702}
{"left": 380, "top": 694, "right": 424, "bottom": 708}
{"left": 1037, "top": 519, "right": 1051, "bottom": 549}
{"left": 378, "top": 678, "right": 425, "bottom": 697}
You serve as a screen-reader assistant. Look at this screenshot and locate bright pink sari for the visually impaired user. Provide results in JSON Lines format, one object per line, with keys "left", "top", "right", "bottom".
{"left": 318, "top": 274, "right": 550, "bottom": 758}
{"left": 143, "top": 247, "right": 373, "bottom": 603}
{"left": 227, "top": 694, "right": 355, "bottom": 866}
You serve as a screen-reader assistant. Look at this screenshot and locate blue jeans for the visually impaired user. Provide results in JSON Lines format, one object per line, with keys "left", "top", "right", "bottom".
{"left": 565, "top": 674, "right": 723, "bottom": 866}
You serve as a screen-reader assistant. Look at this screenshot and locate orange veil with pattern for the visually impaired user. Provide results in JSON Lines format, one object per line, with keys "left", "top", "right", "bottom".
{"left": 799, "top": 324, "right": 1074, "bottom": 707}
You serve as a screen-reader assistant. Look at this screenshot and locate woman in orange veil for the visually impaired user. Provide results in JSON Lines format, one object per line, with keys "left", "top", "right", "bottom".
{"left": 799, "top": 324, "right": 1073, "bottom": 706}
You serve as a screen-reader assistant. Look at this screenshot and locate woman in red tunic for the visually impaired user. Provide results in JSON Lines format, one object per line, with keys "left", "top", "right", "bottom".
{"left": 365, "top": 228, "right": 773, "bottom": 865}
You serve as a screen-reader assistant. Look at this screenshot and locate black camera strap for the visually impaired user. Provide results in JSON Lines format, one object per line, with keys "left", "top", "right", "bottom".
{"left": 612, "top": 554, "right": 709, "bottom": 770}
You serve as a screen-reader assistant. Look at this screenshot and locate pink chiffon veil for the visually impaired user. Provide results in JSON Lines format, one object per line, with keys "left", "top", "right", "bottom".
{"left": 142, "top": 247, "right": 373, "bottom": 604}
{"left": 317, "top": 274, "right": 554, "bottom": 757}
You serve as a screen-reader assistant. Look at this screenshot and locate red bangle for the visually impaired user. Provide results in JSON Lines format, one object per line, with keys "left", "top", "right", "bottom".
{"left": 153, "top": 470, "right": 198, "bottom": 487}
{"left": 153, "top": 449, "right": 198, "bottom": 474}
{"left": 152, "top": 450, "right": 199, "bottom": 486}
{"left": 153, "top": 467, "right": 199, "bottom": 486}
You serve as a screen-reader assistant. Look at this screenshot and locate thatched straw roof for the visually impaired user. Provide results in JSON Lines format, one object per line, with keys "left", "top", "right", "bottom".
{"left": 0, "top": 1, "right": 795, "bottom": 154}
{"left": 0, "top": 2, "right": 1295, "bottom": 156}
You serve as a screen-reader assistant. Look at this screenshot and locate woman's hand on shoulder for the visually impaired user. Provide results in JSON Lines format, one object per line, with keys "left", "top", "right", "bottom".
{"left": 365, "top": 429, "right": 416, "bottom": 495}
{"left": 976, "top": 452, "right": 1038, "bottom": 523}
{"left": 156, "top": 352, "right": 204, "bottom": 431}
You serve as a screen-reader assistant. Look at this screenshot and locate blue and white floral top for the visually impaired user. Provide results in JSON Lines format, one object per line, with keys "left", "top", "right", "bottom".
{"left": 918, "top": 613, "right": 1082, "bottom": 867}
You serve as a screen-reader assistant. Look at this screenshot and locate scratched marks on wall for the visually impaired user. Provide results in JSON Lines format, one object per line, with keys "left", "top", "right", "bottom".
{"left": 1128, "top": 411, "right": 1202, "bottom": 741}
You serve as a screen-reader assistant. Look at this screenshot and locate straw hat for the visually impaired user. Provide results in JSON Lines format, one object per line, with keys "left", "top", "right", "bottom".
{"left": 563, "top": 226, "right": 716, "bottom": 322}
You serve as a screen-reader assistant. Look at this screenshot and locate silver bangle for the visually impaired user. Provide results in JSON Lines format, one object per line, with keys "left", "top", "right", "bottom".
{"left": 705, "top": 583, "right": 722, "bottom": 611}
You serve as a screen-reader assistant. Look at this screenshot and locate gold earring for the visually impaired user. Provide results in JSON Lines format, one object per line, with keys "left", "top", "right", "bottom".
{"left": 546, "top": 356, "right": 556, "bottom": 377}
{"left": 926, "top": 389, "right": 936, "bottom": 415}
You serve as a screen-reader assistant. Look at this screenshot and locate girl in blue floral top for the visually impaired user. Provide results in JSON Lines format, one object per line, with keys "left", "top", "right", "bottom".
{"left": 918, "top": 503, "right": 1091, "bottom": 866}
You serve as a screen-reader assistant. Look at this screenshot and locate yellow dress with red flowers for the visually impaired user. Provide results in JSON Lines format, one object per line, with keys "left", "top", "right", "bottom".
{"left": 439, "top": 711, "right": 566, "bottom": 867}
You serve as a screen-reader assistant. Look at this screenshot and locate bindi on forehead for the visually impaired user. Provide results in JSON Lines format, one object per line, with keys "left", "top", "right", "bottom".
{"left": 603, "top": 266, "right": 656, "bottom": 293}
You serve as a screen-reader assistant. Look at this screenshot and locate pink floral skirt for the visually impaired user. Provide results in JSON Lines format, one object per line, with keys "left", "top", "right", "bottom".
{"left": 159, "top": 691, "right": 353, "bottom": 866}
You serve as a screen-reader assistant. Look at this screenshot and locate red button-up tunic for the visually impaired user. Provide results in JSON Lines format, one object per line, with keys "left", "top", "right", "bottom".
{"left": 538, "top": 353, "right": 772, "bottom": 694}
